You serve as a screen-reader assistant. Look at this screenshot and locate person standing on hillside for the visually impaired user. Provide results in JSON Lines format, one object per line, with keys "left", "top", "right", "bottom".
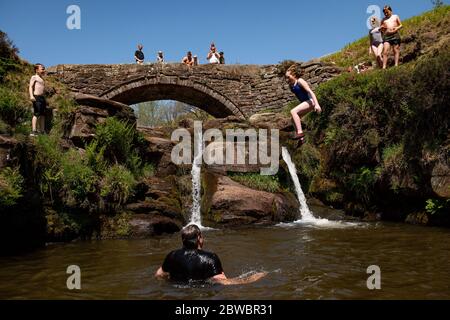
{"left": 369, "top": 16, "right": 384, "bottom": 68}
{"left": 285, "top": 64, "right": 322, "bottom": 148}
{"left": 381, "top": 5, "right": 403, "bottom": 68}
{"left": 28, "top": 63, "right": 47, "bottom": 137}
{"left": 135, "top": 44, "right": 145, "bottom": 64}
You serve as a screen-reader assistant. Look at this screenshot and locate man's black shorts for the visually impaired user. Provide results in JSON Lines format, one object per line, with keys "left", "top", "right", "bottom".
{"left": 32, "top": 95, "right": 46, "bottom": 117}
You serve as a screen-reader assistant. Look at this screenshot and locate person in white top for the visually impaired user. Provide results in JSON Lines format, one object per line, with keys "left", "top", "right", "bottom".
{"left": 157, "top": 51, "right": 164, "bottom": 64}
{"left": 28, "top": 63, "right": 46, "bottom": 136}
{"left": 207, "top": 42, "right": 220, "bottom": 64}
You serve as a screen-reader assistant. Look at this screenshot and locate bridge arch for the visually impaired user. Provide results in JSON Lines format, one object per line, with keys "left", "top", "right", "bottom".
{"left": 100, "top": 76, "right": 246, "bottom": 119}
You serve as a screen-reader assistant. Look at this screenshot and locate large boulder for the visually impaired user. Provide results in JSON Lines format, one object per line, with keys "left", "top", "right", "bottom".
{"left": 248, "top": 113, "right": 293, "bottom": 132}
{"left": 68, "top": 94, "right": 136, "bottom": 146}
{"left": 202, "top": 173, "right": 298, "bottom": 226}
{"left": 431, "top": 162, "right": 450, "bottom": 198}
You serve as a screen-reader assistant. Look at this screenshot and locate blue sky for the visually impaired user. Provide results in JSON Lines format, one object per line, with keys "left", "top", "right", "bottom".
{"left": 0, "top": 0, "right": 445, "bottom": 66}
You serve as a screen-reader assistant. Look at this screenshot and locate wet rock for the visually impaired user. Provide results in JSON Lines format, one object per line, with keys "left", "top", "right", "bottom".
{"left": 203, "top": 173, "right": 298, "bottom": 226}
{"left": 405, "top": 212, "right": 430, "bottom": 226}
{"left": 0, "top": 135, "right": 18, "bottom": 169}
{"left": 129, "top": 214, "right": 181, "bottom": 237}
{"left": 431, "top": 162, "right": 450, "bottom": 198}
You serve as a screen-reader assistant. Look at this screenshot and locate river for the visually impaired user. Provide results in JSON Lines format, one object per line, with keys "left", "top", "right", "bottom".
{"left": 1, "top": 214, "right": 449, "bottom": 300}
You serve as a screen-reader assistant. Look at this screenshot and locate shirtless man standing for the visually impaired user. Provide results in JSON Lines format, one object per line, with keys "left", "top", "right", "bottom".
{"left": 381, "top": 5, "right": 403, "bottom": 69}
{"left": 29, "top": 63, "right": 46, "bottom": 136}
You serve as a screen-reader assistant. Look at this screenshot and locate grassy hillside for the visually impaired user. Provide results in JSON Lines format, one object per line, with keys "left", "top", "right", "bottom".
{"left": 321, "top": 5, "right": 450, "bottom": 68}
{"left": 289, "top": 41, "right": 450, "bottom": 225}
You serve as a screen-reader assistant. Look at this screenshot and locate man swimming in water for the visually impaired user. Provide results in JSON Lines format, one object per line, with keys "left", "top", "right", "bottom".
{"left": 381, "top": 5, "right": 403, "bottom": 69}
{"left": 155, "top": 224, "right": 267, "bottom": 285}
{"left": 286, "top": 64, "right": 322, "bottom": 147}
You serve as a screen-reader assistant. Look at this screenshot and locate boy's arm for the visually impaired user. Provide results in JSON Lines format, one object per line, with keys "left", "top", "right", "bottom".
{"left": 395, "top": 16, "right": 403, "bottom": 31}
{"left": 29, "top": 77, "right": 36, "bottom": 101}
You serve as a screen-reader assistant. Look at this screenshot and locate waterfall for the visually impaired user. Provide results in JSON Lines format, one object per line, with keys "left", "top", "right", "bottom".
{"left": 281, "top": 147, "right": 316, "bottom": 221}
{"left": 189, "top": 123, "right": 203, "bottom": 226}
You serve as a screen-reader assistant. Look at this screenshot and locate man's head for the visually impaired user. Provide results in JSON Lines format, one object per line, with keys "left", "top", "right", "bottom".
{"left": 181, "top": 224, "right": 203, "bottom": 250}
{"left": 138, "top": 44, "right": 143, "bottom": 51}
{"left": 34, "top": 63, "right": 45, "bottom": 75}
{"left": 158, "top": 51, "right": 163, "bottom": 57}
{"left": 187, "top": 51, "right": 192, "bottom": 58}
{"left": 383, "top": 5, "right": 392, "bottom": 17}
{"left": 219, "top": 51, "right": 224, "bottom": 57}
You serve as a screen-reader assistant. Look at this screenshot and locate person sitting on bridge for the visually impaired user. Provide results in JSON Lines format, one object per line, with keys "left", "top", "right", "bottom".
{"left": 207, "top": 43, "right": 220, "bottom": 64}
{"left": 155, "top": 224, "right": 267, "bottom": 285}
{"left": 193, "top": 55, "right": 199, "bottom": 66}
{"left": 157, "top": 51, "right": 164, "bottom": 64}
{"left": 182, "top": 51, "right": 195, "bottom": 66}
{"left": 135, "top": 44, "right": 145, "bottom": 64}
{"left": 219, "top": 51, "right": 225, "bottom": 64}
{"left": 285, "top": 64, "right": 322, "bottom": 147}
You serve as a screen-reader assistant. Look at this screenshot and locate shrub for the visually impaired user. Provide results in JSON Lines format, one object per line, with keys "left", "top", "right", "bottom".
{"left": 61, "top": 149, "right": 97, "bottom": 206}
{"left": 229, "top": 173, "right": 282, "bottom": 193}
{"left": 93, "top": 117, "right": 145, "bottom": 175}
{"left": 347, "top": 167, "right": 379, "bottom": 205}
{"left": 425, "top": 198, "right": 450, "bottom": 216}
{"left": 100, "top": 165, "right": 136, "bottom": 206}
{"left": 0, "top": 167, "right": 24, "bottom": 206}
{"left": 0, "top": 85, "right": 30, "bottom": 127}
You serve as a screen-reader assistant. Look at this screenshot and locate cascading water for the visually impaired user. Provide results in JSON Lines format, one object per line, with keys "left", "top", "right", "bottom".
{"left": 281, "top": 147, "right": 317, "bottom": 221}
{"left": 189, "top": 123, "right": 203, "bottom": 227}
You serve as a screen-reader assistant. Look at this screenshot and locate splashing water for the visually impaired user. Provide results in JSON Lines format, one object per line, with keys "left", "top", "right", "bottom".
{"left": 281, "top": 147, "right": 316, "bottom": 221}
{"left": 189, "top": 124, "right": 203, "bottom": 227}
{"left": 280, "top": 147, "right": 361, "bottom": 228}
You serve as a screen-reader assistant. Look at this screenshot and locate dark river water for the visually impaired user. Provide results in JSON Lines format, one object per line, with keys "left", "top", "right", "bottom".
{"left": 1, "top": 219, "right": 449, "bottom": 300}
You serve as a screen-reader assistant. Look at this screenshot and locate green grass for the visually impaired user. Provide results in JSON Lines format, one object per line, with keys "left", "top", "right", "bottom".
{"left": 229, "top": 173, "right": 283, "bottom": 193}
{"left": 321, "top": 6, "right": 450, "bottom": 67}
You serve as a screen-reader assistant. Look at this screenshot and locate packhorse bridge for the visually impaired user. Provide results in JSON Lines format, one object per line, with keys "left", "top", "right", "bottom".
{"left": 48, "top": 61, "right": 342, "bottom": 119}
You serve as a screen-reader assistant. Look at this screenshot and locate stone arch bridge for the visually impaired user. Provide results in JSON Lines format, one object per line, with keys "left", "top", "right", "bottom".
{"left": 48, "top": 61, "right": 342, "bottom": 119}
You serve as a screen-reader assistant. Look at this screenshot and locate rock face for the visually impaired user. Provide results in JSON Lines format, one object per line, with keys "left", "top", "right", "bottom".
{"left": 48, "top": 62, "right": 343, "bottom": 118}
{"left": 68, "top": 94, "right": 136, "bottom": 145}
{"left": 0, "top": 135, "right": 18, "bottom": 169}
{"left": 124, "top": 176, "right": 185, "bottom": 237}
{"left": 431, "top": 162, "right": 450, "bottom": 198}
{"left": 202, "top": 172, "right": 298, "bottom": 226}
{"left": 248, "top": 113, "right": 293, "bottom": 131}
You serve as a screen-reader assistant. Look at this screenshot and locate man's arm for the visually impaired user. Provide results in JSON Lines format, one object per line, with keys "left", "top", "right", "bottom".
{"left": 209, "top": 272, "right": 268, "bottom": 286}
{"left": 395, "top": 15, "right": 403, "bottom": 32}
{"left": 155, "top": 267, "right": 170, "bottom": 280}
